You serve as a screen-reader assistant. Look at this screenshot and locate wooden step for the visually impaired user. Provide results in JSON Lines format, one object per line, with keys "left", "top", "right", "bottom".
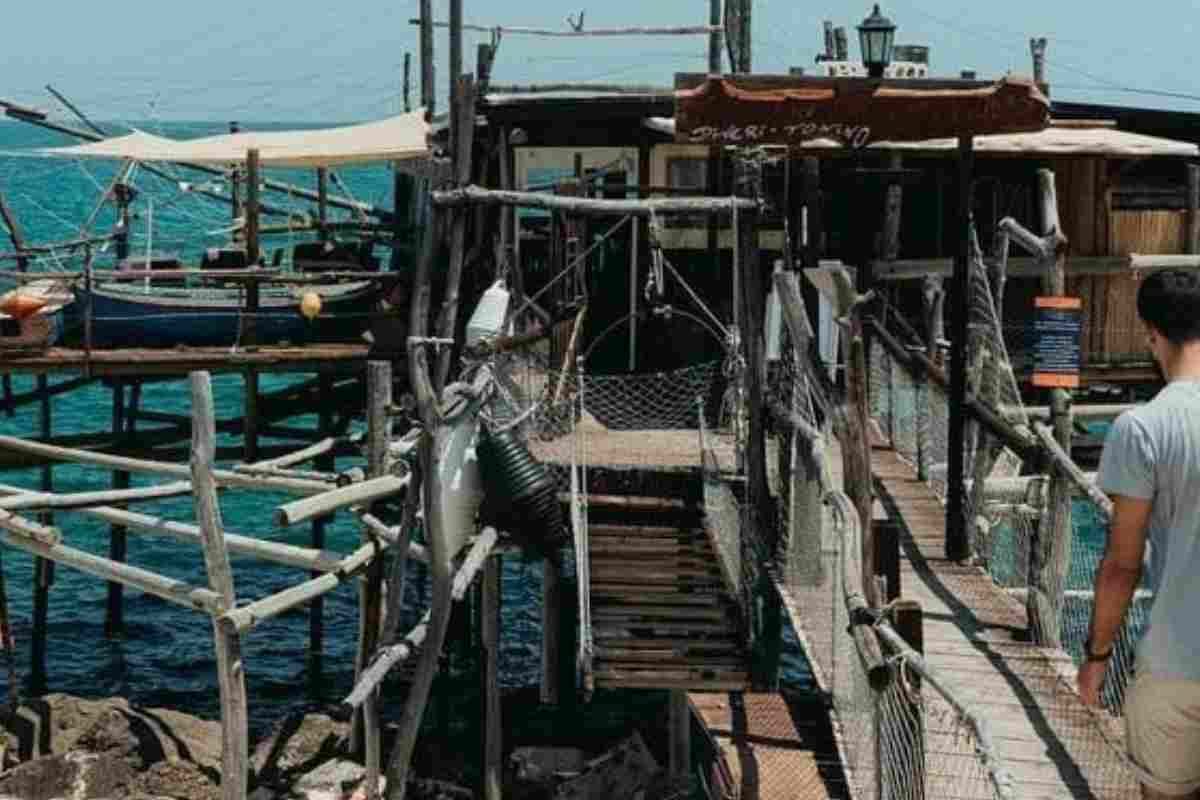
{"left": 592, "top": 604, "right": 729, "bottom": 621}
{"left": 590, "top": 567, "right": 723, "bottom": 584}
{"left": 595, "top": 647, "right": 746, "bottom": 666}
{"left": 590, "top": 589, "right": 721, "bottom": 606}
{"left": 591, "top": 619, "right": 737, "bottom": 635}
{"left": 589, "top": 541, "right": 712, "bottom": 557}
{"left": 564, "top": 493, "right": 701, "bottom": 514}
{"left": 588, "top": 523, "right": 701, "bottom": 538}
{"left": 591, "top": 632, "right": 740, "bottom": 647}
{"left": 592, "top": 666, "right": 749, "bottom": 691}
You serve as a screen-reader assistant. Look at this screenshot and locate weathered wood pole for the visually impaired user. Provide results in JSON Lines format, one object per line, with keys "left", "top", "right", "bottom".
{"left": 482, "top": 554, "right": 502, "bottom": 800}
{"left": 739, "top": 0, "right": 752, "bottom": 73}
{"left": 229, "top": 122, "right": 243, "bottom": 226}
{"left": 30, "top": 375, "right": 53, "bottom": 690}
{"left": 190, "top": 373, "right": 249, "bottom": 800}
{"left": 317, "top": 168, "right": 330, "bottom": 243}
{"left": 105, "top": 379, "right": 129, "bottom": 636}
{"left": 945, "top": 136, "right": 974, "bottom": 562}
{"left": 1187, "top": 164, "right": 1200, "bottom": 255}
{"left": 244, "top": 369, "right": 260, "bottom": 464}
{"left": 540, "top": 558, "right": 562, "bottom": 705}
{"left": 419, "top": 0, "right": 435, "bottom": 114}
{"left": 310, "top": 372, "right": 335, "bottom": 658}
{"left": 1030, "top": 37, "right": 1048, "bottom": 87}
{"left": 403, "top": 52, "right": 412, "bottom": 112}
{"left": 893, "top": 600, "right": 926, "bottom": 799}
{"left": 449, "top": 0, "right": 463, "bottom": 148}
{"left": 738, "top": 203, "right": 770, "bottom": 545}
{"left": 1027, "top": 169, "right": 1072, "bottom": 648}
{"left": 708, "top": 0, "right": 723, "bottom": 73}
{"left": 356, "top": 362, "right": 391, "bottom": 797}
{"left": 882, "top": 152, "right": 904, "bottom": 262}
{"left": 669, "top": 690, "right": 691, "bottom": 781}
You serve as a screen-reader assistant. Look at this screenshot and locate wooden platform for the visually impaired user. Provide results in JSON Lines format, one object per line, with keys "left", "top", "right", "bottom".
{"left": 0, "top": 344, "right": 373, "bottom": 376}
{"left": 873, "top": 448, "right": 1140, "bottom": 799}
{"left": 531, "top": 427, "right": 739, "bottom": 473}
{"left": 690, "top": 692, "right": 849, "bottom": 800}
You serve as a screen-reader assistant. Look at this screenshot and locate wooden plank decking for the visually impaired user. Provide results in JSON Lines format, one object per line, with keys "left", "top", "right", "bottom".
{"left": 690, "top": 692, "right": 849, "bottom": 800}
{"left": 873, "top": 447, "right": 1140, "bottom": 800}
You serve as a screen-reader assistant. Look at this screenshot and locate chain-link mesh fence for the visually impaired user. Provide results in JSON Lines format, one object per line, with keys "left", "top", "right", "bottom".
{"left": 863, "top": 250, "right": 1144, "bottom": 797}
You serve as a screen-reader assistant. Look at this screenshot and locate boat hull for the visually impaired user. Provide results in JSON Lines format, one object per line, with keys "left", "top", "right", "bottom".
{"left": 67, "top": 281, "right": 382, "bottom": 348}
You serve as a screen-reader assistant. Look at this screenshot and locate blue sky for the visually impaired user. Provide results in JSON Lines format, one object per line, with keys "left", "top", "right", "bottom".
{"left": 3, "top": 0, "right": 1199, "bottom": 122}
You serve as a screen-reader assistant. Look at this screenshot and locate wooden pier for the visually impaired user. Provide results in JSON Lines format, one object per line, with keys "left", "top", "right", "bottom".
{"left": 873, "top": 447, "right": 1138, "bottom": 799}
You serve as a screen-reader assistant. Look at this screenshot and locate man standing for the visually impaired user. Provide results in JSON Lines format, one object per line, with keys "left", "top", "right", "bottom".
{"left": 1079, "top": 268, "right": 1200, "bottom": 798}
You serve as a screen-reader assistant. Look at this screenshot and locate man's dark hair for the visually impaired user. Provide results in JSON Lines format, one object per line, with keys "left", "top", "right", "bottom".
{"left": 1137, "top": 268, "right": 1200, "bottom": 345}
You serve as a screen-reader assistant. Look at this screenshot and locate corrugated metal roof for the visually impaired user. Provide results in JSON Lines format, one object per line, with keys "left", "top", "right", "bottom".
{"left": 643, "top": 117, "right": 1199, "bottom": 157}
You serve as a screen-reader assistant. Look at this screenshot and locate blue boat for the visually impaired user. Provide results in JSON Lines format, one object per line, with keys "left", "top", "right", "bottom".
{"left": 69, "top": 279, "right": 385, "bottom": 348}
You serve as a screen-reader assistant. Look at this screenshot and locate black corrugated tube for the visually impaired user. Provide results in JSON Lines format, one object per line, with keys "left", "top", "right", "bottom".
{"left": 477, "top": 425, "right": 565, "bottom": 552}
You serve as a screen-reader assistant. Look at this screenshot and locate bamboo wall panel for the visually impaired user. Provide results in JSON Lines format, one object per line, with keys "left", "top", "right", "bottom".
{"left": 1100, "top": 210, "right": 1185, "bottom": 362}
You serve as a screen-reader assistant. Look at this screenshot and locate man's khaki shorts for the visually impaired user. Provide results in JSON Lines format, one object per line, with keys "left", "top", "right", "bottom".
{"left": 1125, "top": 669, "right": 1200, "bottom": 795}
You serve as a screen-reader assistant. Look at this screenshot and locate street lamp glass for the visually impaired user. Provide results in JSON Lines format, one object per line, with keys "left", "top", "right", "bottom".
{"left": 858, "top": 4, "right": 897, "bottom": 77}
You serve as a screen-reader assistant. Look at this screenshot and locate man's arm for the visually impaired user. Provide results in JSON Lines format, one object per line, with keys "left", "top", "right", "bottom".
{"left": 1078, "top": 493, "right": 1151, "bottom": 706}
{"left": 1088, "top": 494, "right": 1151, "bottom": 653}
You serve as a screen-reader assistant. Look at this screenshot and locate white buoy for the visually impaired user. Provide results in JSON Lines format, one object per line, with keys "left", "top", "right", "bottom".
{"left": 466, "top": 280, "right": 511, "bottom": 346}
{"left": 764, "top": 259, "right": 784, "bottom": 361}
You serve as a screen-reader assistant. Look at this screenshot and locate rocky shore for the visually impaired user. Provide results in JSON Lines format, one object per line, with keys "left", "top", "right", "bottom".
{"left": 0, "top": 694, "right": 676, "bottom": 800}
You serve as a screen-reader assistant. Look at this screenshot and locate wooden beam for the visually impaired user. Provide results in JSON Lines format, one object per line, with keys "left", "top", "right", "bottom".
{"left": 189, "top": 372, "right": 249, "bottom": 800}
{"left": 274, "top": 475, "right": 410, "bottom": 527}
{"left": 410, "top": 18, "right": 721, "bottom": 37}
{"left": 431, "top": 185, "right": 758, "bottom": 216}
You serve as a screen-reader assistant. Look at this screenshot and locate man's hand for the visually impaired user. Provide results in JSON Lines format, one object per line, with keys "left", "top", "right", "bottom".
{"left": 1078, "top": 660, "right": 1107, "bottom": 707}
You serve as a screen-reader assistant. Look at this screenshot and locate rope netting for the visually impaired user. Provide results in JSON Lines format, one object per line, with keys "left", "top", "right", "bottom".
{"left": 865, "top": 248, "right": 1144, "bottom": 797}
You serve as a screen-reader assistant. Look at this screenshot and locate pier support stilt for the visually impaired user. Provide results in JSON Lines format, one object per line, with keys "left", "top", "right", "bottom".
{"left": 669, "top": 690, "right": 692, "bottom": 782}
{"left": 106, "top": 379, "right": 128, "bottom": 637}
{"left": 540, "top": 557, "right": 562, "bottom": 705}
{"left": 244, "top": 369, "right": 260, "bottom": 464}
{"left": 309, "top": 372, "right": 335, "bottom": 660}
{"left": 482, "top": 553, "right": 502, "bottom": 800}
{"left": 30, "top": 376, "right": 53, "bottom": 690}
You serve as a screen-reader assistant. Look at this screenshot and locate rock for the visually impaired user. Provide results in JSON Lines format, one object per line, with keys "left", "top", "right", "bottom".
{"left": 510, "top": 746, "right": 588, "bottom": 785}
{"left": 133, "top": 758, "right": 221, "bottom": 800}
{"left": 252, "top": 711, "right": 350, "bottom": 789}
{"left": 3, "top": 694, "right": 221, "bottom": 773}
{"left": 290, "top": 758, "right": 364, "bottom": 799}
{"left": 0, "top": 750, "right": 137, "bottom": 799}
{"left": 553, "top": 732, "right": 661, "bottom": 800}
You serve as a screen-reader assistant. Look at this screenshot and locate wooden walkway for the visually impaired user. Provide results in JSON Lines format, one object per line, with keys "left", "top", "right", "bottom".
{"left": 873, "top": 447, "right": 1139, "bottom": 800}
{"left": 690, "top": 692, "right": 848, "bottom": 800}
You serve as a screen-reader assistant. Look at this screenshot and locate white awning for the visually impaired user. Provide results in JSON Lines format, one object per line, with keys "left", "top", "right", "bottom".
{"left": 644, "top": 117, "right": 1200, "bottom": 157}
{"left": 36, "top": 111, "right": 431, "bottom": 167}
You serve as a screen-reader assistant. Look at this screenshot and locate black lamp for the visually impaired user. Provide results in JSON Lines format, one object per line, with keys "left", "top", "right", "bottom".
{"left": 858, "top": 5, "right": 896, "bottom": 78}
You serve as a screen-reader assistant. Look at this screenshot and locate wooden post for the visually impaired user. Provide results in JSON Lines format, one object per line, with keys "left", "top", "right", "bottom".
{"left": 882, "top": 152, "right": 904, "bottom": 261}
{"left": 245, "top": 148, "right": 261, "bottom": 265}
{"left": 420, "top": 0, "right": 435, "bottom": 115}
{"left": 1187, "top": 164, "right": 1200, "bottom": 255}
{"left": 356, "top": 362, "right": 391, "bottom": 797}
{"left": 30, "top": 375, "right": 53, "bottom": 691}
{"left": 892, "top": 600, "right": 925, "bottom": 799}
{"left": 833, "top": 27, "right": 849, "bottom": 61}
{"left": 873, "top": 520, "right": 901, "bottom": 603}
{"left": 482, "top": 554, "right": 502, "bottom": 800}
{"left": 669, "top": 690, "right": 691, "bottom": 781}
{"left": 1027, "top": 168, "right": 1072, "bottom": 648}
{"left": 229, "top": 122, "right": 243, "bottom": 228}
{"left": 317, "top": 167, "right": 330, "bottom": 243}
{"left": 0, "top": 191, "right": 30, "bottom": 273}
{"left": 540, "top": 558, "right": 562, "bottom": 704}
{"left": 945, "top": 136, "right": 973, "bottom": 562}
{"left": 435, "top": 75, "right": 478, "bottom": 390}
{"left": 310, "top": 372, "right": 335, "bottom": 659}
{"left": 403, "top": 52, "right": 412, "bottom": 112}
{"left": 190, "top": 373, "right": 248, "bottom": 800}
{"left": 449, "top": 0, "right": 463, "bottom": 158}
{"left": 1030, "top": 37, "right": 1048, "bottom": 87}
{"left": 105, "top": 379, "right": 128, "bottom": 637}
{"left": 244, "top": 369, "right": 259, "bottom": 463}
{"left": 476, "top": 43, "right": 495, "bottom": 92}
{"left": 629, "top": 216, "right": 639, "bottom": 371}
{"left": 739, "top": 0, "right": 752, "bottom": 73}
{"left": 737, "top": 205, "right": 770, "bottom": 546}
{"left": 708, "top": 0, "right": 723, "bottom": 73}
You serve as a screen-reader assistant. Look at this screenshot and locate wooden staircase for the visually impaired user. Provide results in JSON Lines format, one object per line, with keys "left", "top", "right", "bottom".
{"left": 584, "top": 492, "right": 750, "bottom": 691}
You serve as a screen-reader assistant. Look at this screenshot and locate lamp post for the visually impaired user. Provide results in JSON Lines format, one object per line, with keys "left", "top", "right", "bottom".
{"left": 858, "top": 5, "right": 897, "bottom": 78}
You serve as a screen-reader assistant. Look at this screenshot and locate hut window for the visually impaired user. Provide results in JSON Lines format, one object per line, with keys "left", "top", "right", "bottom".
{"left": 667, "top": 157, "right": 708, "bottom": 191}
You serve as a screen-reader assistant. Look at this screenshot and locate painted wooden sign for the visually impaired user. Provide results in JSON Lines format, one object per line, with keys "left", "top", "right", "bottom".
{"left": 1032, "top": 296, "right": 1083, "bottom": 389}
{"left": 674, "top": 77, "right": 1050, "bottom": 148}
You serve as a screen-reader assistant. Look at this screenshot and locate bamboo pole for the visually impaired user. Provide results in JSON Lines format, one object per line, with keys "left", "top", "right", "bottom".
{"left": 433, "top": 186, "right": 758, "bottom": 216}
{"left": 420, "top": 0, "right": 435, "bottom": 115}
{"left": 312, "top": 374, "right": 335, "bottom": 659}
{"left": 31, "top": 375, "right": 53, "bottom": 691}
{"left": 189, "top": 373, "right": 249, "bottom": 800}
{"left": 0, "top": 434, "right": 332, "bottom": 494}
{"left": 274, "top": 475, "right": 410, "bottom": 527}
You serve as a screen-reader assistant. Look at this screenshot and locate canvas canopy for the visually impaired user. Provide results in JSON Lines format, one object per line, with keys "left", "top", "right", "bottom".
{"left": 35, "top": 110, "right": 431, "bottom": 168}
